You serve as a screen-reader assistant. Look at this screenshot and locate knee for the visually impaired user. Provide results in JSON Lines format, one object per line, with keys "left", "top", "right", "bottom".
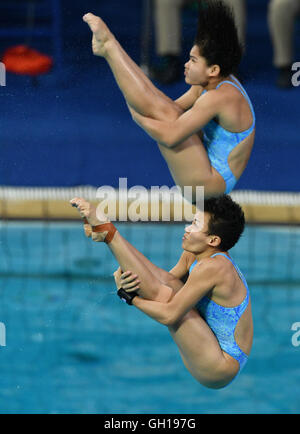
{"left": 149, "top": 99, "right": 183, "bottom": 122}
{"left": 161, "top": 102, "right": 184, "bottom": 121}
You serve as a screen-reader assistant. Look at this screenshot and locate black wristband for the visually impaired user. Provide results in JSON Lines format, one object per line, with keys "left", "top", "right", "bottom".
{"left": 117, "top": 288, "right": 138, "bottom": 305}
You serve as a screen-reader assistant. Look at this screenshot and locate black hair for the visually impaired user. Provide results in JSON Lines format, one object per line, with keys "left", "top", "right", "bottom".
{"left": 194, "top": 0, "right": 243, "bottom": 77}
{"left": 204, "top": 194, "right": 245, "bottom": 251}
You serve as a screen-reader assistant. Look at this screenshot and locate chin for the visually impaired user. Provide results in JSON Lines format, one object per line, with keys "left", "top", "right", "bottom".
{"left": 185, "top": 76, "right": 195, "bottom": 84}
{"left": 182, "top": 240, "right": 188, "bottom": 250}
{"left": 182, "top": 241, "right": 192, "bottom": 253}
{"left": 185, "top": 77, "right": 203, "bottom": 87}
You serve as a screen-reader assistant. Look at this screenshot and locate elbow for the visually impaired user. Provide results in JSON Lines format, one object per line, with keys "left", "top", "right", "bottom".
{"left": 160, "top": 302, "right": 182, "bottom": 326}
{"left": 161, "top": 318, "right": 172, "bottom": 327}
{"left": 160, "top": 316, "right": 172, "bottom": 326}
{"left": 161, "top": 311, "right": 179, "bottom": 327}
{"left": 160, "top": 136, "right": 178, "bottom": 149}
{"left": 162, "top": 317, "right": 178, "bottom": 327}
{"left": 162, "top": 131, "right": 184, "bottom": 148}
{"left": 130, "top": 111, "right": 138, "bottom": 123}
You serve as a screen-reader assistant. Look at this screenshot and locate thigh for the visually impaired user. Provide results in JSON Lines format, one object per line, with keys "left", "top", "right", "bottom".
{"left": 168, "top": 309, "right": 239, "bottom": 388}
{"left": 157, "top": 135, "right": 226, "bottom": 199}
{"left": 148, "top": 98, "right": 226, "bottom": 197}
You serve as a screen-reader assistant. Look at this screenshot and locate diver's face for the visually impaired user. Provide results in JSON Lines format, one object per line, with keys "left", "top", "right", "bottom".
{"left": 184, "top": 45, "right": 216, "bottom": 87}
{"left": 182, "top": 211, "right": 210, "bottom": 253}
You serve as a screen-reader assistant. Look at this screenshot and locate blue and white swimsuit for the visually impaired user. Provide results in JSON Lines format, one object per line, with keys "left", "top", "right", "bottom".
{"left": 202, "top": 75, "right": 256, "bottom": 193}
{"left": 190, "top": 253, "right": 250, "bottom": 374}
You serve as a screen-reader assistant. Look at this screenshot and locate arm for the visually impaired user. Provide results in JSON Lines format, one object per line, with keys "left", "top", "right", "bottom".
{"left": 108, "top": 231, "right": 174, "bottom": 303}
{"left": 113, "top": 250, "right": 195, "bottom": 299}
{"left": 130, "top": 90, "right": 225, "bottom": 148}
{"left": 169, "top": 250, "right": 196, "bottom": 280}
{"left": 120, "top": 236, "right": 186, "bottom": 291}
{"left": 175, "top": 85, "right": 204, "bottom": 112}
{"left": 132, "top": 260, "right": 218, "bottom": 326}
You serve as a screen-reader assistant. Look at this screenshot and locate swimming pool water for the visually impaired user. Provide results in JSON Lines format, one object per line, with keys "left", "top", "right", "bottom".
{"left": 0, "top": 222, "right": 300, "bottom": 414}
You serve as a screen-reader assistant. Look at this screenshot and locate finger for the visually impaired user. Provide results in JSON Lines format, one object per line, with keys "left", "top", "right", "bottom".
{"left": 121, "top": 274, "right": 134, "bottom": 283}
{"left": 113, "top": 277, "right": 123, "bottom": 291}
{"left": 121, "top": 271, "right": 132, "bottom": 278}
{"left": 121, "top": 274, "right": 138, "bottom": 285}
{"left": 113, "top": 267, "right": 122, "bottom": 278}
{"left": 125, "top": 286, "right": 140, "bottom": 293}
{"left": 114, "top": 278, "right": 123, "bottom": 289}
{"left": 123, "top": 280, "right": 140, "bottom": 290}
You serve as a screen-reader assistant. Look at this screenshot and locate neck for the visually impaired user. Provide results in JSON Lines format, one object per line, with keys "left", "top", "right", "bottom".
{"left": 204, "top": 75, "right": 230, "bottom": 91}
{"left": 195, "top": 248, "right": 226, "bottom": 262}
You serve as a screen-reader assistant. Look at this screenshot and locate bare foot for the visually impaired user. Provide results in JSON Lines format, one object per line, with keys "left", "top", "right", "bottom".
{"left": 83, "top": 13, "right": 115, "bottom": 57}
{"left": 70, "top": 197, "right": 109, "bottom": 226}
{"left": 83, "top": 221, "right": 92, "bottom": 238}
{"left": 70, "top": 197, "right": 113, "bottom": 242}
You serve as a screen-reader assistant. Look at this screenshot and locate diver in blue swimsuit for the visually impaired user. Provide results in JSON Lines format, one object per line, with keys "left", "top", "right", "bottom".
{"left": 83, "top": 1, "right": 255, "bottom": 199}
{"left": 191, "top": 252, "right": 250, "bottom": 374}
{"left": 202, "top": 75, "right": 256, "bottom": 193}
{"left": 72, "top": 193, "right": 253, "bottom": 390}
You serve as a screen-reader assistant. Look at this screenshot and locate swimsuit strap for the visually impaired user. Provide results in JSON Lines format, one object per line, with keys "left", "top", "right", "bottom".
{"left": 216, "top": 77, "right": 256, "bottom": 127}
{"left": 210, "top": 253, "right": 249, "bottom": 295}
{"left": 216, "top": 79, "right": 245, "bottom": 93}
{"left": 216, "top": 75, "right": 247, "bottom": 97}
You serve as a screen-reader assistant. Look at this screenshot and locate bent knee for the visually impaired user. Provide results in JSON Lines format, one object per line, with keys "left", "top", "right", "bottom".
{"left": 164, "top": 103, "right": 184, "bottom": 120}
{"left": 152, "top": 99, "right": 183, "bottom": 121}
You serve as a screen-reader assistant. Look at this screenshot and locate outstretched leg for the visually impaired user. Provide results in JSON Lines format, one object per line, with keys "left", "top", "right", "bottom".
{"left": 83, "top": 13, "right": 175, "bottom": 119}
{"left": 71, "top": 197, "right": 182, "bottom": 302}
{"left": 83, "top": 13, "right": 226, "bottom": 197}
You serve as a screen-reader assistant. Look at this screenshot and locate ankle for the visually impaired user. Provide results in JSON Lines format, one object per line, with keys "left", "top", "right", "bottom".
{"left": 103, "top": 37, "right": 119, "bottom": 59}
{"left": 92, "top": 222, "right": 117, "bottom": 243}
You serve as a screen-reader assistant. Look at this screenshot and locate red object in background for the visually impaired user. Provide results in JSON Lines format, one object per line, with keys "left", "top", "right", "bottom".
{"left": 2, "top": 45, "right": 53, "bottom": 76}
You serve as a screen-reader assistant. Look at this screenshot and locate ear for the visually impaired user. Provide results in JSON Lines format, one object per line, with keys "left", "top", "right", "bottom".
{"left": 208, "top": 235, "right": 221, "bottom": 247}
{"left": 208, "top": 64, "right": 221, "bottom": 78}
